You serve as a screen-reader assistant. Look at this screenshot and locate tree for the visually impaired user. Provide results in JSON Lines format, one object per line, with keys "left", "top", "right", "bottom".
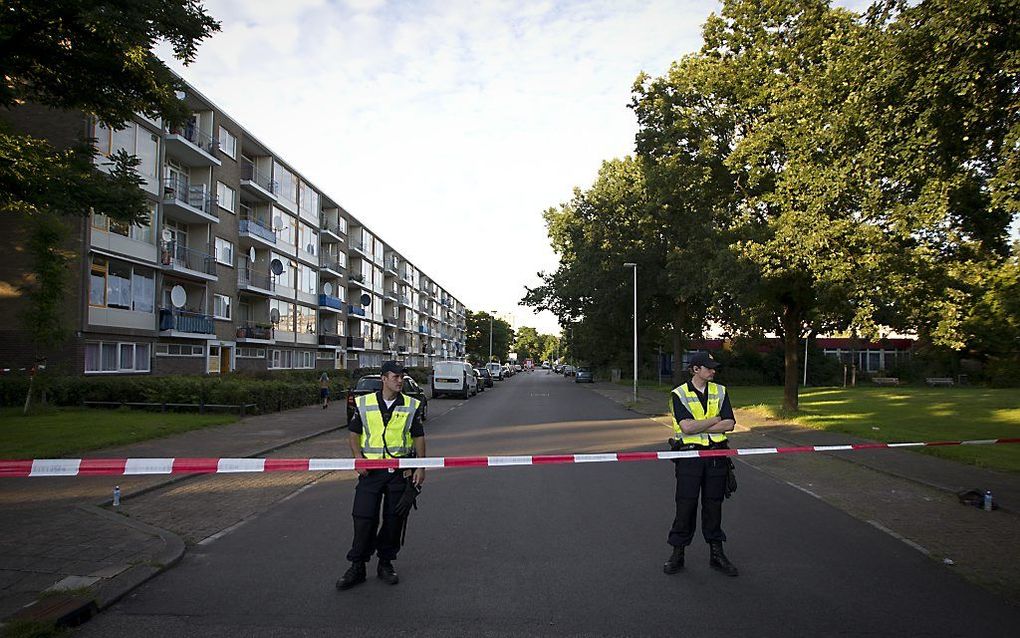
{"left": 1, "top": 0, "right": 220, "bottom": 350}
{"left": 465, "top": 311, "right": 513, "bottom": 362}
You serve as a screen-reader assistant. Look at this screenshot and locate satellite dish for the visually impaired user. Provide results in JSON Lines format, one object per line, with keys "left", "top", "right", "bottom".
{"left": 270, "top": 258, "right": 284, "bottom": 276}
{"left": 248, "top": 247, "right": 256, "bottom": 262}
{"left": 360, "top": 293, "right": 371, "bottom": 307}
{"left": 273, "top": 216, "right": 283, "bottom": 229}
{"left": 161, "top": 229, "right": 173, "bottom": 242}
{"left": 323, "top": 282, "right": 333, "bottom": 296}
{"left": 270, "top": 308, "right": 280, "bottom": 324}
{"left": 170, "top": 285, "right": 186, "bottom": 309}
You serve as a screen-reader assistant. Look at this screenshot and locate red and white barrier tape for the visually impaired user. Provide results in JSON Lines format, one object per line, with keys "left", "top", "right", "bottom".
{"left": 2, "top": 438, "right": 1019, "bottom": 478}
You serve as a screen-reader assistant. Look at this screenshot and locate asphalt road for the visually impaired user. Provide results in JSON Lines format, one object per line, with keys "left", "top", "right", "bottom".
{"left": 76, "top": 372, "right": 1020, "bottom": 637}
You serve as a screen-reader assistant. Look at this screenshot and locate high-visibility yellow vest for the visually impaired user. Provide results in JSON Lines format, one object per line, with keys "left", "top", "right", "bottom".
{"left": 671, "top": 382, "right": 728, "bottom": 446}
{"left": 357, "top": 392, "right": 419, "bottom": 459}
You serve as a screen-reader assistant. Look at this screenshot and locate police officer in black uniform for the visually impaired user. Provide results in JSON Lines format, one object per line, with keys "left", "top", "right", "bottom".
{"left": 663, "top": 352, "right": 739, "bottom": 577}
{"left": 336, "top": 361, "right": 426, "bottom": 590}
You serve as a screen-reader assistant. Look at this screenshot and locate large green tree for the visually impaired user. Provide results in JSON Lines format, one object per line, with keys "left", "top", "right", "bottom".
{"left": 1, "top": 0, "right": 220, "bottom": 349}
{"left": 465, "top": 311, "right": 514, "bottom": 363}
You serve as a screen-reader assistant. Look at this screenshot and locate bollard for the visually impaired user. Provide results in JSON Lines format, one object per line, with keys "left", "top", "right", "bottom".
{"left": 112, "top": 485, "right": 121, "bottom": 507}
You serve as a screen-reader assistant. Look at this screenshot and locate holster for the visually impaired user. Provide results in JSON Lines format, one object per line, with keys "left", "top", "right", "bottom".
{"left": 724, "top": 458, "right": 737, "bottom": 498}
{"left": 393, "top": 475, "right": 421, "bottom": 518}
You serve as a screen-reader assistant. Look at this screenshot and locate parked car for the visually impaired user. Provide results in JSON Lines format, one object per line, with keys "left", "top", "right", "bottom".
{"left": 554, "top": 364, "right": 564, "bottom": 374}
{"left": 477, "top": 367, "right": 494, "bottom": 388}
{"left": 514, "top": 364, "right": 523, "bottom": 373}
{"left": 503, "top": 365, "right": 513, "bottom": 378}
{"left": 486, "top": 362, "right": 504, "bottom": 381}
{"left": 563, "top": 365, "right": 576, "bottom": 377}
{"left": 575, "top": 367, "right": 594, "bottom": 383}
{"left": 432, "top": 360, "right": 478, "bottom": 399}
{"left": 346, "top": 374, "right": 429, "bottom": 423}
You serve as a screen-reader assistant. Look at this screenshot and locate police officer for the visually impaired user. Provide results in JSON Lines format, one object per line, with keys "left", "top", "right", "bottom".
{"left": 336, "top": 361, "right": 426, "bottom": 590}
{"left": 663, "top": 352, "right": 739, "bottom": 577}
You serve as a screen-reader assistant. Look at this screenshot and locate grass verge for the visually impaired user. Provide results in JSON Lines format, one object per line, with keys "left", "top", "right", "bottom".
{"left": 0, "top": 407, "right": 238, "bottom": 459}
{"left": 620, "top": 381, "right": 1020, "bottom": 472}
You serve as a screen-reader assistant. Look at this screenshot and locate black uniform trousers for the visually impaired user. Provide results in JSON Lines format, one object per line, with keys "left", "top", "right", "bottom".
{"left": 668, "top": 452, "right": 729, "bottom": 547}
{"left": 347, "top": 469, "right": 409, "bottom": 563}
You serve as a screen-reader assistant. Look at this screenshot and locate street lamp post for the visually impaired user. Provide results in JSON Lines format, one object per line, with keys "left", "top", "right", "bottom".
{"left": 624, "top": 263, "right": 638, "bottom": 403}
{"left": 488, "top": 311, "right": 496, "bottom": 363}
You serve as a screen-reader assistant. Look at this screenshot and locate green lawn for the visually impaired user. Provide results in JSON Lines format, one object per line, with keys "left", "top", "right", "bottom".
{"left": 629, "top": 381, "right": 1020, "bottom": 472}
{"left": 0, "top": 407, "right": 238, "bottom": 459}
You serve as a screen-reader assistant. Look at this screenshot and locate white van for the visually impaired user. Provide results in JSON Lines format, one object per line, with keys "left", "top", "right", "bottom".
{"left": 432, "top": 361, "right": 477, "bottom": 399}
{"left": 486, "top": 362, "right": 504, "bottom": 380}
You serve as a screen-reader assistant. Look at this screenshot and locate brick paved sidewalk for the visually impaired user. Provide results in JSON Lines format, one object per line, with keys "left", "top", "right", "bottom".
{"left": 0, "top": 404, "right": 346, "bottom": 626}
{"left": 589, "top": 380, "right": 1020, "bottom": 602}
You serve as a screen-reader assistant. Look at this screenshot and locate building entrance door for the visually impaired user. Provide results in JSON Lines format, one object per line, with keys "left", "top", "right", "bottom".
{"left": 220, "top": 346, "right": 232, "bottom": 373}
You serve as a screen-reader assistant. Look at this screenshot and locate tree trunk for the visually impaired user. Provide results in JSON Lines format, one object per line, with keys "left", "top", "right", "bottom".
{"left": 781, "top": 304, "right": 801, "bottom": 412}
{"left": 671, "top": 304, "right": 687, "bottom": 387}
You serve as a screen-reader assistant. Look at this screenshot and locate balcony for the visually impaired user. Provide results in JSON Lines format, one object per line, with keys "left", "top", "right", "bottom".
{"left": 348, "top": 272, "right": 371, "bottom": 291}
{"left": 384, "top": 258, "right": 399, "bottom": 276}
{"left": 400, "top": 270, "right": 413, "bottom": 284}
{"left": 159, "top": 307, "right": 215, "bottom": 338}
{"left": 163, "top": 178, "right": 218, "bottom": 224}
{"left": 160, "top": 241, "right": 216, "bottom": 281}
{"left": 319, "top": 333, "right": 344, "bottom": 347}
{"left": 418, "top": 325, "right": 430, "bottom": 336}
{"left": 347, "top": 305, "right": 366, "bottom": 317}
{"left": 321, "top": 219, "right": 344, "bottom": 241}
{"left": 384, "top": 290, "right": 398, "bottom": 303}
{"left": 236, "top": 323, "right": 274, "bottom": 343}
{"left": 350, "top": 239, "right": 371, "bottom": 259}
{"left": 383, "top": 317, "right": 397, "bottom": 327}
{"left": 239, "top": 160, "right": 277, "bottom": 201}
{"left": 320, "top": 258, "right": 345, "bottom": 277}
{"left": 237, "top": 268, "right": 275, "bottom": 295}
{"left": 347, "top": 336, "right": 366, "bottom": 350}
{"left": 166, "top": 124, "right": 220, "bottom": 167}
{"left": 318, "top": 294, "right": 343, "bottom": 312}
{"left": 239, "top": 217, "right": 276, "bottom": 246}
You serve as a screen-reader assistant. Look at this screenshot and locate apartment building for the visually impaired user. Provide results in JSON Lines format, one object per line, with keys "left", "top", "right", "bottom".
{"left": 0, "top": 80, "right": 467, "bottom": 375}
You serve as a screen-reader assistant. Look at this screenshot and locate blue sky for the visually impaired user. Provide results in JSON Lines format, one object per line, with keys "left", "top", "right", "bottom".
{"left": 158, "top": 0, "right": 877, "bottom": 334}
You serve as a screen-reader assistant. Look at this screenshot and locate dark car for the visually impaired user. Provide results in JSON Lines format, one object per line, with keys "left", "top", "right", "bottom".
{"left": 346, "top": 374, "right": 429, "bottom": 423}
{"left": 477, "top": 367, "right": 494, "bottom": 388}
{"left": 473, "top": 368, "right": 487, "bottom": 393}
{"left": 575, "top": 367, "right": 594, "bottom": 383}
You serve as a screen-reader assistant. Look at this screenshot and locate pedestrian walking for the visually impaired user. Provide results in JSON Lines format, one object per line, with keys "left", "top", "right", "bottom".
{"left": 663, "top": 352, "right": 739, "bottom": 577}
{"left": 319, "top": 371, "right": 330, "bottom": 409}
{"left": 336, "top": 361, "right": 426, "bottom": 590}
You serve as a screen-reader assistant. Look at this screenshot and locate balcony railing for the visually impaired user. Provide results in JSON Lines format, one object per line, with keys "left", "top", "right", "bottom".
{"left": 236, "top": 323, "right": 273, "bottom": 340}
{"left": 321, "top": 219, "right": 345, "bottom": 236}
{"left": 163, "top": 177, "right": 217, "bottom": 216}
{"left": 350, "top": 240, "right": 369, "bottom": 254}
{"left": 347, "top": 336, "right": 366, "bottom": 349}
{"left": 397, "top": 345, "right": 408, "bottom": 353}
{"left": 168, "top": 124, "right": 219, "bottom": 155}
{"left": 239, "top": 217, "right": 276, "bottom": 244}
{"left": 350, "top": 272, "right": 365, "bottom": 283}
{"left": 319, "top": 334, "right": 344, "bottom": 346}
{"left": 318, "top": 294, "right": 343, "bottom": 310}
{"left": 347, "top": 305, "right": 366, "bottom": 317}
{"left": 161, "top": 240, "right": 216, "bottom": 275}
{"left": 240, "top": 160, "right": 278, "bottom": 194}
{"left": 159, "top": 307, "right": 214, "bottom": 334}
{"left": 321, "top": 258, "right": 345, "bottom": 272}
{"left": 418, "top": 325, "right": 430, "bottom": 335}
{"left": 237, "top": 268, "right": 275, "bottom": 291}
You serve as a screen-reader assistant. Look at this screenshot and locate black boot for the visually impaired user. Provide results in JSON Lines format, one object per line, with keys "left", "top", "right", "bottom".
{"left": 336, "top": 561, "right": 366, "bottom": 590}
{"left": 377, "top": 559, "right": 399, "bottom": 585}
{"left": 663, "top": 545, "right": 685, "bottom": 574}
{"left": 709, "top": 542, "right": 738, "bottom": 577}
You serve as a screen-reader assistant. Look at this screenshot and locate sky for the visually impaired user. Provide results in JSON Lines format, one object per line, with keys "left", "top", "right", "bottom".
{"left": 157, "top": 0, "right": 873, "bottom": 335}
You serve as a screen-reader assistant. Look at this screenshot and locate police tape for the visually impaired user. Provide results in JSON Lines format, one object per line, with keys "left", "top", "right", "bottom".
{"left": 2, "top": 437, "right": 1019, "bottom": 478}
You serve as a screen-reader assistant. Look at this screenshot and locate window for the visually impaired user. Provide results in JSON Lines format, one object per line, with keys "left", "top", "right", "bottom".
{"left": 273, "top": 165, "right": 297, "bottom": 207}
{"left": 155, "top": 344, "right": 203, "bottom": 357}
{"left": 273, "top": 208, "right": 296, "bottom": 246}
{"left": 85, "top": 342, "right": 150, "bottom": 373}
{"left": 215, "top": 237, "right": 234, "bottom": 266}
{"left": 92, "top": 206, "right": 154, "bottom": 244}
{"left": 299, "top": 181, "right": 320, "bottom": 217}
{"left": 237, "top": 347, "right": 266, "bottom": 359}
{"left": 213, "top": 294, "right": 232, "bottom": 320}
{"left": 270, "top": 299, "right": 295, "bottom": 331}
{"left": 298, "top": 265, "right": 316, "bottom": 295}
{"left": 218, "top": 126, "right": 237, "bottom": 160}
{"left": 337, "top": 217, "right": 347, "bottom": 234}
{"left": 299, "top": 223, "right": 317, "bottom": 255}
{"left": 296, "top": 305, "right": 316, "bottom": 334}
{"left": 216, "top": 182, "right": 236, "bottom": 213}
{"left": 93, "top": 121, "right": 158, "bottom": 184}
{"left": 299, "top": 351, "right": 314, "bottom": 369}
{"left": 317, "top": 350, "right": 333, "bottom": 360}
{"left": 89, "top": 257, "right": 155, "bottom": 312}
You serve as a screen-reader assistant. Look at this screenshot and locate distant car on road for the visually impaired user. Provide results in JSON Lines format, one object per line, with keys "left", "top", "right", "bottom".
{"left": 475, "top": 367, "right": 493, "bottom": 389}
{"left": 486, "top": 362, "right": 504, "bottom": 380}
{"left": 575, "top": 367, "right": 594, "bottom": 383}
{"left": 347, "top": 374, "right": 429, "bottom": 423}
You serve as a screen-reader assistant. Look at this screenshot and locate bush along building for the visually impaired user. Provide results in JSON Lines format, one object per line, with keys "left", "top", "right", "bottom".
{"left": 0, "top": 79, "right": 467, "bottom": 376}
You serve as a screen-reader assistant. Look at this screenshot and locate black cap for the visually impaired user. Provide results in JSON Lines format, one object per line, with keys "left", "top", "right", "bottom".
{"left": 688, "top": 352, "right": 720, "bottom": 369}
{"left": 380, "top": 360, "right": 408, "bottom": 375}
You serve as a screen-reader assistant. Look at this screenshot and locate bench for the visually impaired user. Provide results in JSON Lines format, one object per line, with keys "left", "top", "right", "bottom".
{"left": 871, "top": 377, "right": 900, "bottom": 386}
{"left": 925, "top": 377, "right": 954, "bottom": 387}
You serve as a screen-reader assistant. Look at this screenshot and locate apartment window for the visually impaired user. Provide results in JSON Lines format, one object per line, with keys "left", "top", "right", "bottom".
{"left": 299, "top": 181, "right": 320, "bottom": 217}
{"left": 298, "top": 350, "right": 314, "bottom": 369}
{"left": 270, "top": 299, "right": 295, "bottom": 331}
{"left": 155, "top": 344, "right": 203, "bottom": 357}
{"left": 85, "top": 341, "right": 151, "bottom": 374}
{"left": 218, "top": 126, "right": 237, "bottom": 160}
{"left": 92, "top": 206, "right": 155, "bottom": 244}
{"left": 298, "top": 265, "right": 316, "bottom": 295}
{"left": 217, "top": 182, "right": 236, "bottom": 213}
{"left": 213, "top": 294, "right": 232, "bottom": 320}
{"left": 299, "top": 223, "right": 317, "bottom": 255}
{"left": 296, "top": 305, "right": 316, "bottom": 334}
{"left": 316, "top": 350, "right": 333, "bottom": 360}
{"left": 215, "top": 237, "right": 234, "bottom": 266}
{"left": 93, "top": 121, "right": 159, "bottom": 184}
{"left": 88, "top": 257, "right": 154, "bottom": 313}
{"left": 274, "top": 165, "right": 298, "bottom": 206}
{"left": 237, "top": 347, "right": 266, "bottom": 359}
{"left": 337, "top": 217, "right": 347, "bottom": 234}
{"left": 273, "top": 208, "right": 296, "bottom": 246}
